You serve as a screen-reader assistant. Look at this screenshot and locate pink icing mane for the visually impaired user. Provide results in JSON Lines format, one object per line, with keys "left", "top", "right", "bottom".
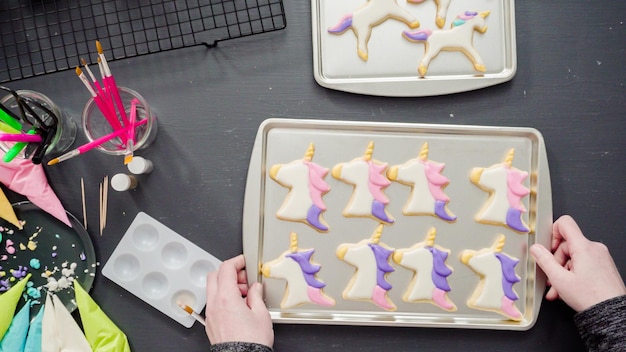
{"left": 422, "top": 160, "right": 450, "bottom": 202}
{"left": 305, "top": 161, "right": 330, "bottom": 210}
{"left": 367, "top": 161, "right": 390, "bottom": 204}
{"left": 506, "top": 167, "right": 529, "bottom": 211}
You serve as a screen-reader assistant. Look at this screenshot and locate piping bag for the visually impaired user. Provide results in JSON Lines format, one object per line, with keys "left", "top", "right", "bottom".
{"left": 74, "top": 280, "right": 131, "bottom": 352}
{"left": 0, "top": 155, "right": 71, "bottom": 227}
{"left": 0, "top": 273, "right": 31, "bottom": 341}
{"left": 0, "top": 300, "right": 30, "bottom": 351}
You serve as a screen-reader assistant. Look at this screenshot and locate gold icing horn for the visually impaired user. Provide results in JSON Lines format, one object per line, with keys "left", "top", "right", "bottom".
{"left": 425, "top": 227, "right": 436, "bottom": 247}
{"left": 363, "top": 141, "right": 375, "bottom": 161}
{"left": 419, "top": 142, "right": 429, "bottom": 160}
{"left": 371, "top": 224, "right": 384, "bottom": 244}
{"left": 289, "top": 232, "right": 298, "bottom": 252}
{"left": 304, "top": 143, "right": 315, "bottom": 161}
{"left": 504, "top": 148, "right": 515, "bottom": 167}
{"left": 480, "top": 11, "right": 491, "bottom": 18}
{"left": 492, "top": 234, "right": 506, "bottom": 253}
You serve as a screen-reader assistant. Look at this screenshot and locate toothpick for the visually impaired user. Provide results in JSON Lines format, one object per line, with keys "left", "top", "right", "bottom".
{"left": 99, "top": 181, "right": 103, "bottom": 236}
{"left": 103, "top": 175, "right": 108, "bottom": 231}
{"left": 81, "top": 178, "right": 87, "bottom": 230}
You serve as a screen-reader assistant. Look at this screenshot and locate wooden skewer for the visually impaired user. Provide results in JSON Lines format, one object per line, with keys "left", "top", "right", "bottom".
{"left": 81, "top": 178, "right": 87, "bottom": 230}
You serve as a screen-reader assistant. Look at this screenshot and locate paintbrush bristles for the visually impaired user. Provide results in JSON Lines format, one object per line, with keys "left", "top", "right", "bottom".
{"left": 96, "top": 40, "right": 103, "bottom": 54}
{"left": 177, "top": 301, "right": 194, "bottom": 314}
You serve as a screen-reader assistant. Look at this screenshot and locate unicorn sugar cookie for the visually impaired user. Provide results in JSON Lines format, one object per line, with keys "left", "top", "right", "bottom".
{"left": 387, "top": 142, "right": 456, "bottom": 222}
{"left": 261, "top": 232, "right": 336, "bottom": 309}
{"left": 408, "top": 0, "right": 452, "bottom": 28}
{"left": 270, "top": 143, "right": 331, "bottom": 232}
{"left": 393, "top": 227, "right": 456, "bottom": 311}
{"left": 336, "top": 224, "right": 396, "bottom": 311}
{"left": 332, "top": 141, "right": 394, "bottom": 224}
{"left": 461, "top": 234, "right": 523, "bottom": 321}
{"left": 470, "top": 148, "right": 531, "bottom": 233}
{"left": 327, "top": 0, "right": 420, "bottom": 61}
{"left": 403, "top": 11, "right": 491, "bottom": 77}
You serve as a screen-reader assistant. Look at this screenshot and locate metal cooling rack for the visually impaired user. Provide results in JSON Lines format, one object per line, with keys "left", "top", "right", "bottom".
{"left": 0, "top": 0, "right": 286, "bottom": 83}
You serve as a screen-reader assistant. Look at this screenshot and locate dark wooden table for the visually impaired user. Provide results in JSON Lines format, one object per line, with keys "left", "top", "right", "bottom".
{"left": 4, "top": 1, "right": 625, "bottom": 351}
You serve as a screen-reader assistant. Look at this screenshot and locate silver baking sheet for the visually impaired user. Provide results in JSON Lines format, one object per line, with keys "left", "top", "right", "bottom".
{"left": 311, "top": 0, "right": 516, "bottom": 96}
{"left": 243, "top": 118, "right": 551, "bottom": 330}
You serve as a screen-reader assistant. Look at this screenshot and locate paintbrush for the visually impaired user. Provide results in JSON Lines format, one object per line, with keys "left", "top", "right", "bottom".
{"left": 123, "top": 98, "right": 139, "bottom": 165}
{"left": 96, "top": 41, "right": 130, "bottom": 127}
{"left": 47, "top": 118, "right": 147, "bottom": 165}
{"left": 76, "top": 67, "right": 122, "bottom": 132}
{"left": 177, "top": 301, "right": 206, "bottom": 326}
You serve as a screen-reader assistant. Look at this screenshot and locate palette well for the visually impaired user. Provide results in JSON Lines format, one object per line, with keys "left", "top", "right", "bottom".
{"left": 102, "top": 212, "right": 222, "bottom": 327}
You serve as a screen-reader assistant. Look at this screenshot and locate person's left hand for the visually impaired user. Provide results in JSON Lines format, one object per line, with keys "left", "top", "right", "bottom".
{"left": 205, "top": 255, "right": 274, "bottom": 347}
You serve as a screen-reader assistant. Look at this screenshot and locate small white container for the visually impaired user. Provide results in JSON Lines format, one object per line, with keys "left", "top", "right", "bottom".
{"left": 111, "top": 173, "right": 138, "bottom": 191}
{"left": 127, "top": 156, "right": 154, "bottom": 174}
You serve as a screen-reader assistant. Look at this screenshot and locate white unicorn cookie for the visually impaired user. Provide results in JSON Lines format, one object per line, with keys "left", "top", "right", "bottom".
{"left": 461, "top": 234, "right": 523, "bottom": 321}
{"left": 261, "top": 232, "right": 336, "bottom": 309}
{"left": 327, "top": 0, "right": 420, "bottom": 61}
{"left": 332, "top": 141, "right": 394, "bottom": 224}
{"left": 402, "top": 11, "right": 491, "bottom": 77}
{"left": 470, "top": 148, "right": 531, "bottom": 233}
{"left": 270, "top": 143, "right": 331, "bottom": 232}
{"left": 336, "top": 224, "right": 396, "bottom": 311}
{"left": 407, "top": 0, "right": 452, "bottom": 28}
{"left": 387, "top": 142, "right": 456, "bottom": 222}
{"left": 393, "top": 227, "right": 456, "bottom": 311}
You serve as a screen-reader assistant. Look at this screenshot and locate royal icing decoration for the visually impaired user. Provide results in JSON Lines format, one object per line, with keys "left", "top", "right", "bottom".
{"left": 402, "top": 11, "right": 491, "bottom": 77}
{"left": 262, "top": 232, "right": 335, "bottom": 309}
{"left": 336, "top": 224, "right": 396, "bottom": 311}
{"left": 387, "top": 142, "right": 456, "bottom": 221}
{"left": 393, "top": 227, "right": 456, "bottom": 311}
{"left": 461, "top": 234, "right": 523, "bottom": 321}
{"left": 470, "top": 148, "right": 531, "bottom": 233}
{"left": 332, "top": 141, "right": 394, "bottom": 224}
{"left": 270, "top": 143, "right": 331, "bottom": 232}
{"left": 327, "top": 0, "right": 420, "bottom": 61}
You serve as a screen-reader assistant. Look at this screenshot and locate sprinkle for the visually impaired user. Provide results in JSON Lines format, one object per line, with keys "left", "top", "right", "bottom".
{"left": 19, "top": 243, "right": 26, "bottom": 250}
{"left": 27, "top": 241, "right": 37, "bottom": 251}
{"left": 30, "top": 258, "right": 41, "bottom": 270}
{"left": 52, "top": 245, "right": 57, "bottom": 250}
{"left": 52, "top": 253, "right": 57, "bottom": 258}
{"left": 79, "top": 252, "right": 86, "bottom": 261}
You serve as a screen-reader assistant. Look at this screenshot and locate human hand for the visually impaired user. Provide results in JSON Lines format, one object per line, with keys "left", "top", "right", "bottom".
{"left": 205, "top": 255, "right": 274, "bottom": 347}
{"left": 530, "top": 215, "right": 626, "bottom": 312}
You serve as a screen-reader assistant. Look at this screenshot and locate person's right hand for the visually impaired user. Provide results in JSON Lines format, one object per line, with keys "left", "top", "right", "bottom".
{"left": 530, "top": 215, "right": 626, "bottom": 312}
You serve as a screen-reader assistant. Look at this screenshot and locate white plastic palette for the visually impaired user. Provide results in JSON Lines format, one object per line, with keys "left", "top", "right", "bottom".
{"left": 102, "top": 212, "right": 222, "bottom": 327}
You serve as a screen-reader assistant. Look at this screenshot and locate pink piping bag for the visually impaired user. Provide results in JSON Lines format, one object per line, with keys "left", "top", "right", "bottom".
{"left": 0, "top": 156, "right": 71, "bottom": 227}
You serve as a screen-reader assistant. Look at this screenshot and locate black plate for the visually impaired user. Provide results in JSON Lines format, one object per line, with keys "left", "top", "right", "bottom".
{"left": 0, "top": 201, "right": 96, "bottom": 313}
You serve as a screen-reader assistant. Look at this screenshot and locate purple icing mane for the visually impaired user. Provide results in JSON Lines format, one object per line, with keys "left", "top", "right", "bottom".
{"left": 286, "top": 250, "right": 326, "bottom": 289}
{"left": 494, "top": 253, "right": 520, "bottom": 300}
{"left": 367, "top": 243, "right": 394, "bottom": 290}
{"left": 427, "top": 247, "right": 452, "bottom": 292}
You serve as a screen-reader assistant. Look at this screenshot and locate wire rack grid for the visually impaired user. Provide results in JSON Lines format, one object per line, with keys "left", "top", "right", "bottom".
{"left": 0, "top": 0, "right": 286, "bottom": 83}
